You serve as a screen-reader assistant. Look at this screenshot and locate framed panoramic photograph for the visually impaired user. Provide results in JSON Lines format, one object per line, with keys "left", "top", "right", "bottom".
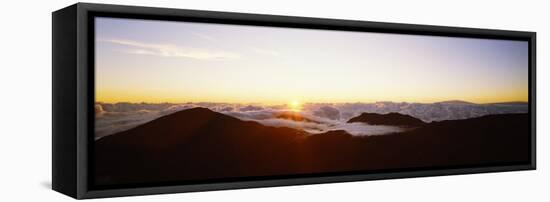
{"left": 52, "top": 3, "right": 536, "bottom": 199}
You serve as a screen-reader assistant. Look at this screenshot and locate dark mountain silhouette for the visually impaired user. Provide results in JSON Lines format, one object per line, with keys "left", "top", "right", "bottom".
{"left": 347, "top": 112, "right": 425, "bottom": 126}
{"left": 95, "top": 108, "right": 311, "bottom": 185}
{"left": 95, "top": 108, "right": 530, "bottom": 186}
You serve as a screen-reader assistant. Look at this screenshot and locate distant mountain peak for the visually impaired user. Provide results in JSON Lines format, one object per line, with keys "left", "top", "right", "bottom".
{"left": 435, "top": 100, "right": 475, "bottom": 105}
{"left": 347, "top": 112, "right": 425, "bottom": 126}
{"left": 153, "top": 107, "right": 223, "bottom": 123}
{"left": 179, "top": 106, "right": 214, "bottom": 113}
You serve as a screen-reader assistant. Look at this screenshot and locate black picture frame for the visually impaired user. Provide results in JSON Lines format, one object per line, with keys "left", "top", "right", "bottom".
{"left": 52, "top": 3, "right": 536, "bottom": 199}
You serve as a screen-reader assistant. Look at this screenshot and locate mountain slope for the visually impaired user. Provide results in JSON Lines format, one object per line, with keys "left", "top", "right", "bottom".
{"left": 95, "top": 108, "right": 530, "bottom": 186}
{"left": 95, "top": 107, "right": 311, "bottom": 185}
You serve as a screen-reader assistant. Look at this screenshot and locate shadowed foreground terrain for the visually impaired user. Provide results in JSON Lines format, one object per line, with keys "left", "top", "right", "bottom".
{"left": 95, "top": 107, "right": 529, "bottom": 186}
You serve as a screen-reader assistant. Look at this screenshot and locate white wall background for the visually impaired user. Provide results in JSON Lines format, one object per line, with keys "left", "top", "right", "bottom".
{"left": 0, "top": 0, "right": 547, "bottom": 201}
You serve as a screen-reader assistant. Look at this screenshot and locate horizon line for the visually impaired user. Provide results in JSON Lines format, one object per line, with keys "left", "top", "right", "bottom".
{"left": 95, "top": 99, "right": 529, "bottom": 105}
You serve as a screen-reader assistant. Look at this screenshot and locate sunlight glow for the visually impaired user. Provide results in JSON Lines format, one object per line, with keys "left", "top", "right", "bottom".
{"left": 289, "top": 100, "right": 303, "bottom": 112}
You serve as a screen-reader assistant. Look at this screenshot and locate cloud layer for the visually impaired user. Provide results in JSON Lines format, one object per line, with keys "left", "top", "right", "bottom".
{"left": 95, "top": 101, "right": 528, "bottom": 139}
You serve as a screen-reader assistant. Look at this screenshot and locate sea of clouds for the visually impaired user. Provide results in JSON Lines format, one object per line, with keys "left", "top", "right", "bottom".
{"left": 95, "top": 101, "right": 528, "bottom": 139}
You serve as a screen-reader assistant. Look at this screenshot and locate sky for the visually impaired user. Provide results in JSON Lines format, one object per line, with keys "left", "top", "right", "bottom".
{"left": 95, "top": 17, "right": 529, "bottom": 105}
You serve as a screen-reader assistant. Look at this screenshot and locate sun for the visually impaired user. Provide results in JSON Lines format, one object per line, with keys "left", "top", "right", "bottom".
{"left": 289, "top": 100, "right": 302, "bottom": 112}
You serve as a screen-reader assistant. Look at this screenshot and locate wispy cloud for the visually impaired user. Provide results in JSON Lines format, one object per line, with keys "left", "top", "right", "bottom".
{"left": 100, "top": 39, "right": 240, "bottom": 60}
